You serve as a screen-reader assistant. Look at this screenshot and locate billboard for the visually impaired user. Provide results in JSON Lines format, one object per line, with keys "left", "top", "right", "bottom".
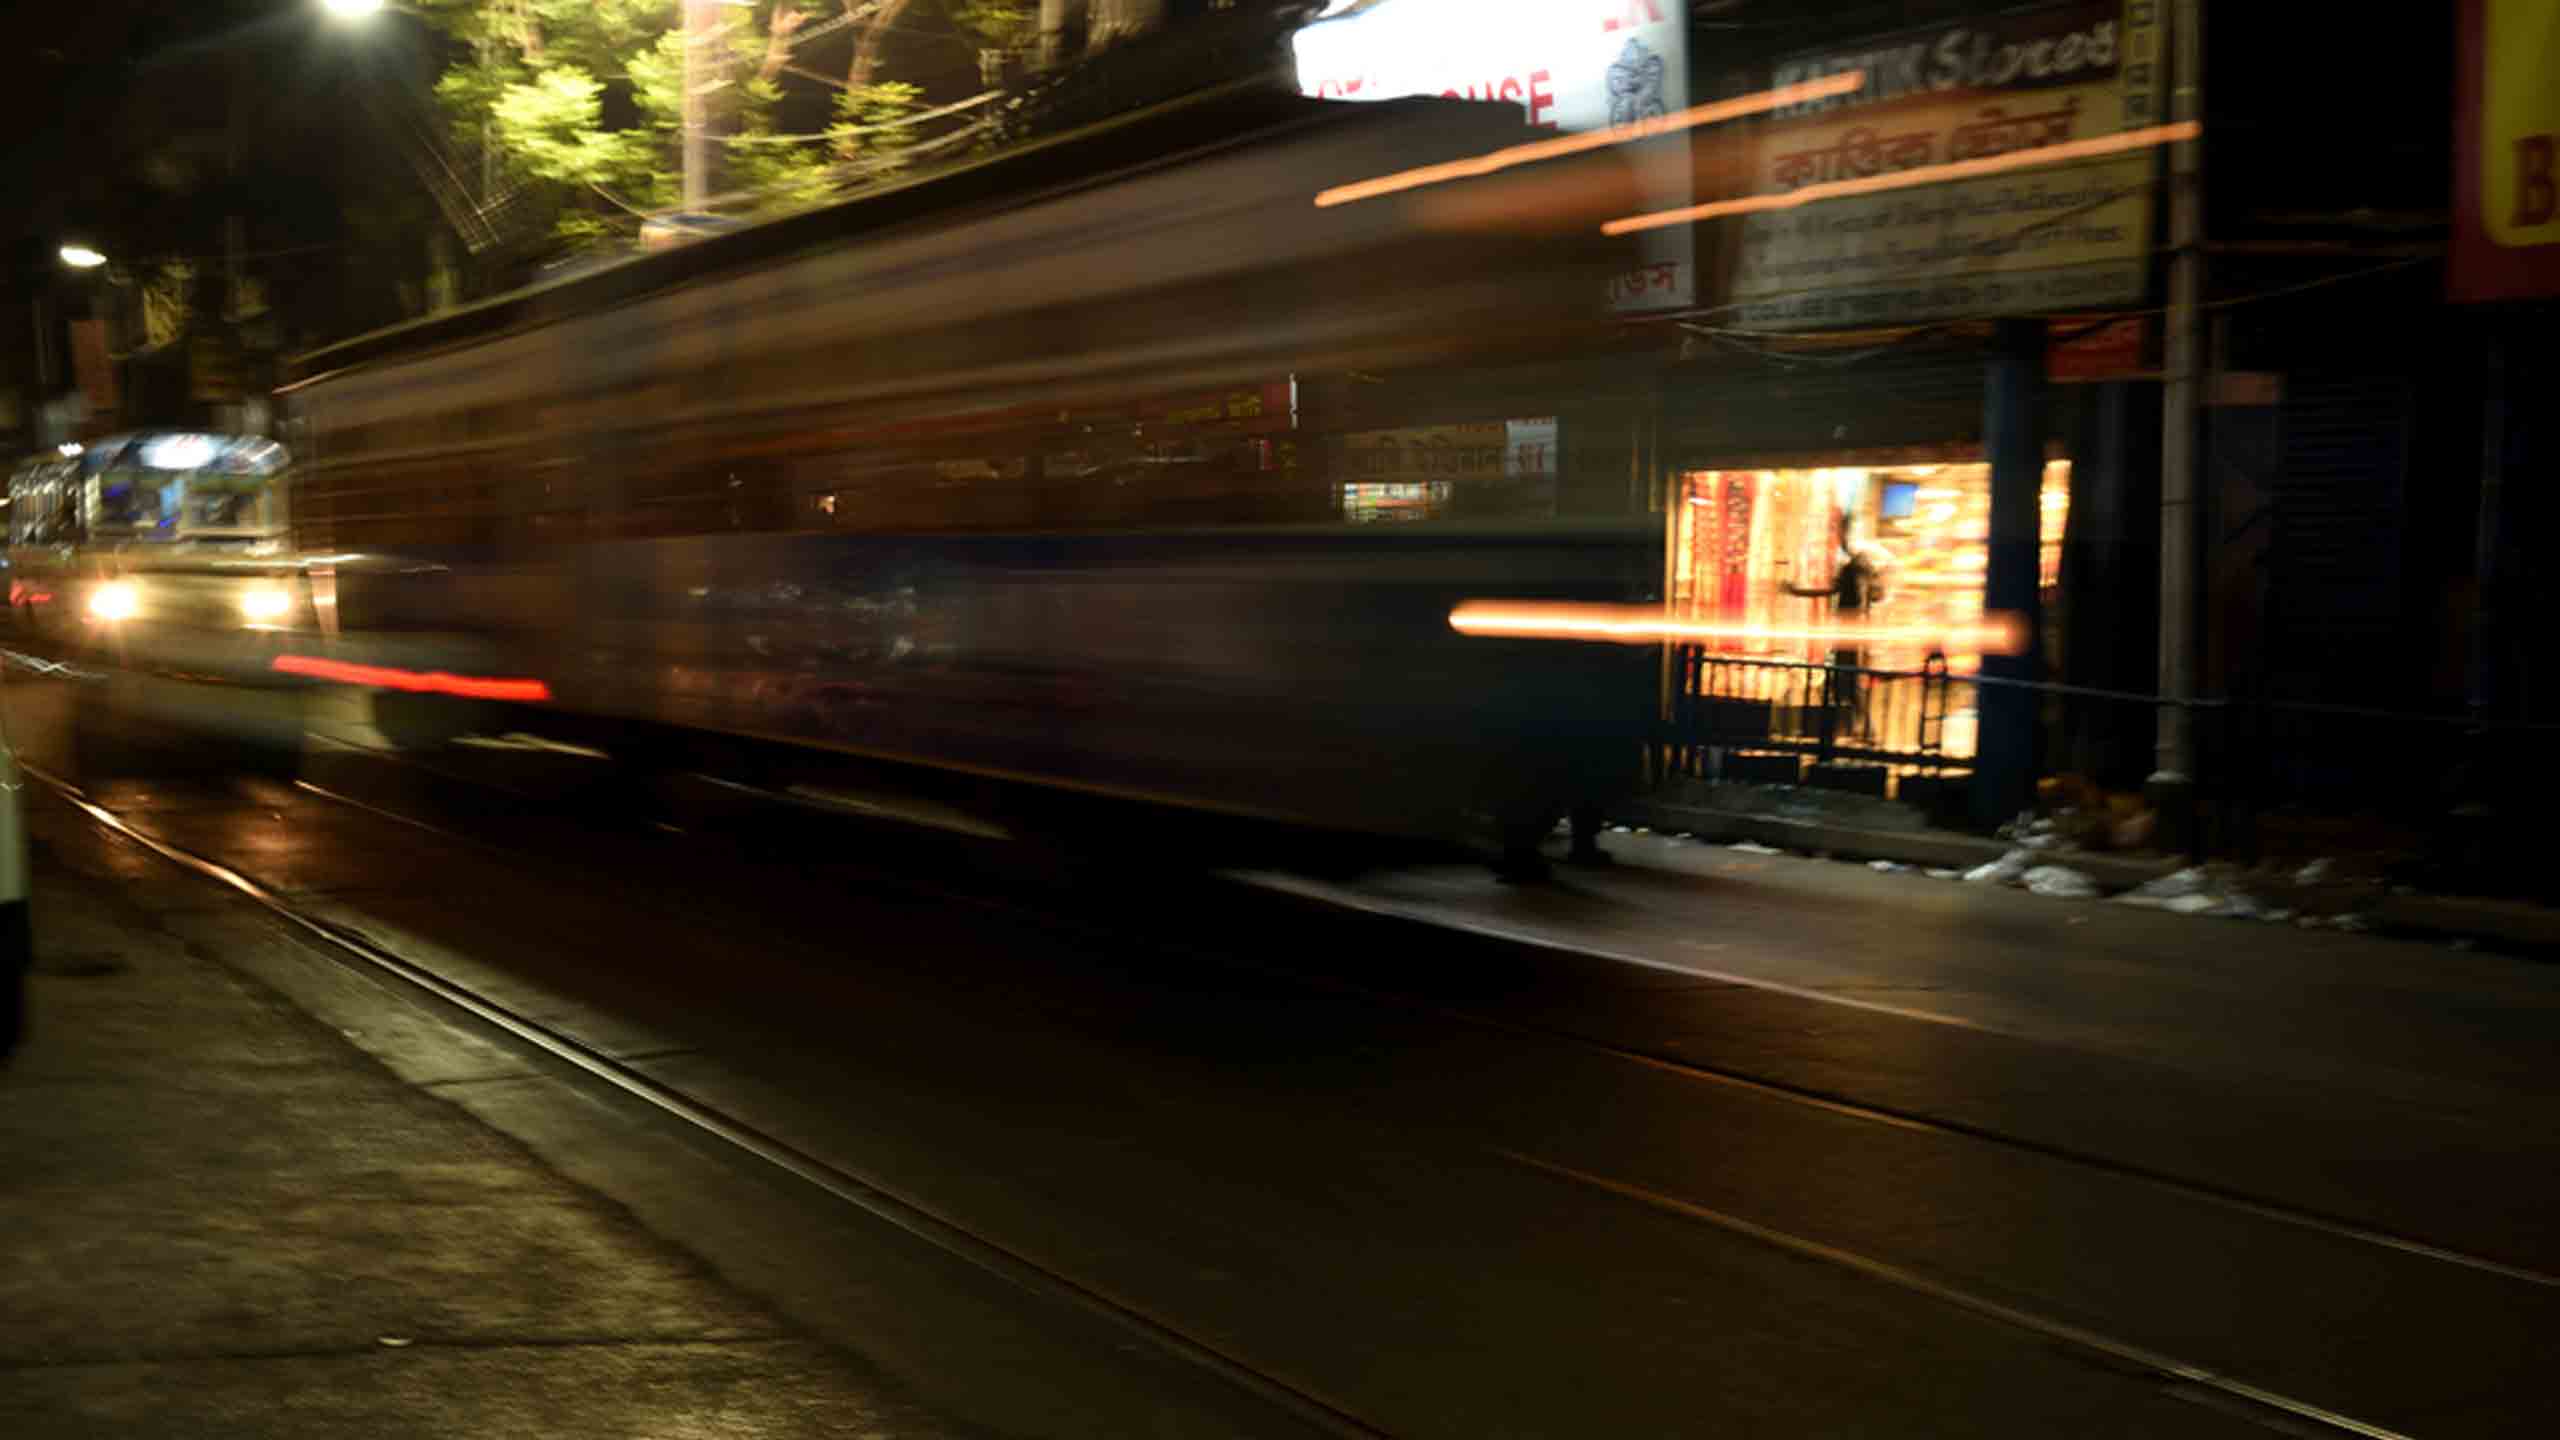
{"left": 1292, "top": 0, "right": 1695, "bottom": 314}
{"left": 2452, "top": 0, "right": 2560, "bottom": 302}
{"left": 1719, "top": 0, "right": 2167, "bottom": 331}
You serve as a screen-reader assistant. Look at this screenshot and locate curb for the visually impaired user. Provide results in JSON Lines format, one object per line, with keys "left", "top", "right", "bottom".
{"left": 2370, "top": 894, "right": 2560, "bottom": 952}
{"left": 1620, "top": 799, "right": 2185, "bottom": 893}
{"left": 1619, "top": 799, "right": 2558, "bottom": 953}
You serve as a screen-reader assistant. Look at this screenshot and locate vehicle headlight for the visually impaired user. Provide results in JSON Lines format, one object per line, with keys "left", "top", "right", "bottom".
{"left": 240, "top": 586, "right": 293, "bottom": 623}
{"left": 87, "top": 581, "right": 140, "bottom": 622}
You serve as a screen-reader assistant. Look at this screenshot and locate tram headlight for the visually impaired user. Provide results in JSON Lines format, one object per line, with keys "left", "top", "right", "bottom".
{"left": 87, "top": 581, "right": 140, "bottom": 623}
{"left": 240, "top": 586, "right": 293, "bottom": 624}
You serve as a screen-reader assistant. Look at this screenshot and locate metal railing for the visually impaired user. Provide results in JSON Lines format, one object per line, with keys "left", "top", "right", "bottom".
{"left": 1655, "top": 647, "right": 1969, "bottom": 796}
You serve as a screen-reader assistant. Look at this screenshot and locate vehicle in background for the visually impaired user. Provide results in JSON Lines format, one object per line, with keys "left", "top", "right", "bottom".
{"left": 8, "top": 432, "right": 298, "bottom": 642}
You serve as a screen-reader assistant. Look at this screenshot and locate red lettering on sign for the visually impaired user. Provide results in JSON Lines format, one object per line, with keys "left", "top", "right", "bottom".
{"left": 2517, "top": 134, "right": 2558, "bottom": 228}
{"left": 1499, "top": 77, "right": 1524, "bottom": 105}
{"left": 1602, "top": 0, "right": 1665, "bottom": 32}
{"left": 1528, "top": 69, "right": 1556, "bottom": 128}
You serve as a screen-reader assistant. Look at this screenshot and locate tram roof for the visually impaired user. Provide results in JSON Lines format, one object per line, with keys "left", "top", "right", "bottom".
{"left": 281, "top": 86, "right": 1512, "bottom": 389}
{"left": 20, "top": 432, "right": 289, "bottom": 478}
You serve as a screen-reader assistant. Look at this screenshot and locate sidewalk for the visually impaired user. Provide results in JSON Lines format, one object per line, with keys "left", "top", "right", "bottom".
{"left": 1621, "top": 791, "right": 2560, "bottom": 952}
{"left": 0, "top": 846, "right": 936, "bottom": 1439}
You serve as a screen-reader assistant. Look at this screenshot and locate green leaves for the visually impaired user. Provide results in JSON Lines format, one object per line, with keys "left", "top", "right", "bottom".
{"left": 491, "top": 69, "right": 635, "bottom": 187}
{"left": 949, "top": 1, "right": 1030, "bottom": 49}
{"left": 417, "top": 0, "right": 1034, "bottom": 251}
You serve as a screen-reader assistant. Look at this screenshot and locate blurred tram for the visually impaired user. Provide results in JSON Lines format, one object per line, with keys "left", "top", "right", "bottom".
{"left": 277, "top": 89, "right": 1663, "bottom": 860}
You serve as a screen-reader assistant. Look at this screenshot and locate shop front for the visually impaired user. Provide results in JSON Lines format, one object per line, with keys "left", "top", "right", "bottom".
{"left": 1669, "top": 447, "right": 2070, "bottom": 769}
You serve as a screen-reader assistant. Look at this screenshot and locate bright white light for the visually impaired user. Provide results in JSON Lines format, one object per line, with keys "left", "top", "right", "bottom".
{"left": 320, "top": 0, "right": 385, "bottom": 17}
{"left": 58, "top": 244, "right": 107, "bottom": 269}
{"left": 56, "top": 442, "right": 82, "bottom": 457}
{"left": 140, "top": 434, "right": 218, "bottom": 470}
{"left": 87, "top": 582, "right": 140, "bottom": 623}
{"left": 240, "top": 587, "right": 293, "bottom": 623}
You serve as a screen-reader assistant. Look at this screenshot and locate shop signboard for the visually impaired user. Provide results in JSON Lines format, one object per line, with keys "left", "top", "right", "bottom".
{"left": 1505, "top": 417, "right": 1559, "bottom": 479}
{"left": 1721, "top": 0, "right": 2168, "bottom": 331}
{"left": 2046, "top": 314, "right": 2145, "bottom": 382}
{"left": 1292, "top": 0, "right": 1694, "bottom": 314}
{"left": 2203, "top": 372, "right": 2283, "bottom": 408}
{"left": 1338, "top": 417, "right": 1561, "bottom": 521}
{"left": 1138, "top": 382, "right": 1297, "bottom": 434}
{"left": 2452, "top": 0, "right": 2560, "bottom": 302}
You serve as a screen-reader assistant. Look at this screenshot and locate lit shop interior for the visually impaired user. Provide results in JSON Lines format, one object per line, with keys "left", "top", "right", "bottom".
{"left": 1670, "top": 459, "right": 2070, "bottom": 761}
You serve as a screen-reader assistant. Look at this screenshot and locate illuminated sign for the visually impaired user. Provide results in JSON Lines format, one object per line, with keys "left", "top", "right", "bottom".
{"left": 2453, "top": 0, "right": 2560, "bottom": 301}
{"left": 1293, "top": 0, "right": 1695, "bottom": 313}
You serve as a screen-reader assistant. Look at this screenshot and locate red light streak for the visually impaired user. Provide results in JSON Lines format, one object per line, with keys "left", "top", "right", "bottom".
{"left": 1602, "top": 121, "right": 2203, "bottom": 235}
{"left": 1312, "top": 72, "right": 1867, "bottom": 210}
{"left": 1449, "top": 602, "right": 2029, "bottom": 656}
{"left": 271, "top": 654, "right": 553, "bottom": 703}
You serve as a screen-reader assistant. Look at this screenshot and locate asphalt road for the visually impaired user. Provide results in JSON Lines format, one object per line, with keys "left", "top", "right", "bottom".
{"left": 7, "top": 666, "right": 2552, "bottom": 1438}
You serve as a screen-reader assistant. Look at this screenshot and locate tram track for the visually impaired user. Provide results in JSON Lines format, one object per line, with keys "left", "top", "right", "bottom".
{"left": 15, "top": 691, "right": 2553, "bottom": 1438}
{"left": 20, "top": 756, "right": 1392, "bottom": 1440}
{"left": 297, "top": 733, "right": 2560, "bottom": 1295}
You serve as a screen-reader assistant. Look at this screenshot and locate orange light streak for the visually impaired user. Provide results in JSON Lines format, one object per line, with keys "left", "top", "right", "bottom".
{"left": 1312, "top": 71, "right": 1867, "bottom": 210}
{"left": 1448, "top": 602, "right": 2029, "bottom": 656}
{"left": 1602, "top": 121, "right": 2202, "bottom": 235}
{"left": 272, "top": 653, "right": 554, "bottom": 703}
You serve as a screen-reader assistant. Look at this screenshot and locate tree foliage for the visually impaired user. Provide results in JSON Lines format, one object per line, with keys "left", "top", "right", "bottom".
{"left": 417, "top": 0, "right": 1028, "bottom": 249}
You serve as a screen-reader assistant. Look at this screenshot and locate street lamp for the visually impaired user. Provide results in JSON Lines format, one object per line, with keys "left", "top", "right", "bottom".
{"left": 58, "top": 244, "right": 107, "bottom": 270}
{"left": 320, "top": 0, "right": 386, "bottom": 17}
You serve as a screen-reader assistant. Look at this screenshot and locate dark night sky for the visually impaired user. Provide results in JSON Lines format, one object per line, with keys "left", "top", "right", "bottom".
{"left": 0, "top": 2, "right": 360, "bottom": 252}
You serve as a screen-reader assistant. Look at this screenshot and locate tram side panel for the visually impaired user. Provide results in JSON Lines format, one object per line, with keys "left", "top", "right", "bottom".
{"left": 288, "top": 99, "right": 1656, "bottom": 841}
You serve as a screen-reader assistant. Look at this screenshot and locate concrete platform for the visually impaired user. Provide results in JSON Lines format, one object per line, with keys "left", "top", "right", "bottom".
{"left": 0, "top": 847, "right": 943, "bottom": 1439}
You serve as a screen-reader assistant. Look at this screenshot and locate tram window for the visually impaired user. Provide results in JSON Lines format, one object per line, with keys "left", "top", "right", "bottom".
{"left": 97, "top": 472, "right": 180, "bottom": 536}
{"left": 10, "top": 478, "right": 82, "bottom": 545}
{"left": 186, "top": 488, "right": 269, "bottom": 531}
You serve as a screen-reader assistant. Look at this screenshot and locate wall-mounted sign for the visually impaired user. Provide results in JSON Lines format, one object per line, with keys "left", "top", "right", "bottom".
{"left": 1139, "top": 382, "right": 1296, "bottom": 433}
{"left": 2452, "top": 0, "right": 2560, "bottom": 302}
{"left": 2046, "top": 314, "right": 2146, "bottom": 382}
{"left": 2203, "top": 371, "right": 2283, "bottom": 409}
{"left": 1338, "top": 417, "right": 1561, "bottom": 521}
{"left": 1293, "top": 0, "right": 1695, "bottom": 314}
{"left": 1721, "top": 0, "right": 2167, "bottom": 331}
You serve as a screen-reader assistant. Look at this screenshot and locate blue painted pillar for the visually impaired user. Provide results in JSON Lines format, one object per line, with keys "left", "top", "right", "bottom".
{"left": 1972, "top": 317, "right": 2048, "bottom": 830}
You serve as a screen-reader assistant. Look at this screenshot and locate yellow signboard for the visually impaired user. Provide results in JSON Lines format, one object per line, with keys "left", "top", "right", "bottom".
{"left": 1723, "top": 0, "right": 2167, "bottom": 330}
{"left": 2455, "top": 0, "right": 2560, "bottom": 299}
{"left": 2482, "top": 0, "right": 2560, "bottom": 247}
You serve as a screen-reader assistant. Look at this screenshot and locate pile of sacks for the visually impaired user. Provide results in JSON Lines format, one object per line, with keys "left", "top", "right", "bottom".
{"left": 2026, "top": 775, "right": 2159, "bottom": 853}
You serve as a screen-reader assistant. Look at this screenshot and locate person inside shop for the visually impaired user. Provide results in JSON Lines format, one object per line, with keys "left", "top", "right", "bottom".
{"left": 1781, "top": 510, "right": 1892, "bottom": 739}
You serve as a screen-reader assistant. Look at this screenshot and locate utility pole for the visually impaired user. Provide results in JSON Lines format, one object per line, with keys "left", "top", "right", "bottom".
{"left": 1038, "top": 0, "right": 1073, "bottom": 69}
{"left": 2151, "top": 0, "right": 2204, "bottom": 835}
{"left": 681, "top": 0, "right": 712, "bottom": 213}
{"left": 478, "top": 33, "right": 496, "bottom": 208}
